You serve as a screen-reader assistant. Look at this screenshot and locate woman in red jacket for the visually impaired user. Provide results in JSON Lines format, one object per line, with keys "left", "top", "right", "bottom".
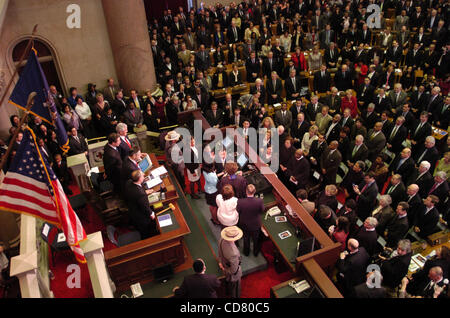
{"left": 329, "top": 216, "right": 350, "bottom": 252}
{"left": 291, "top": 47, "right": 307, "bottom": 72}
{"left": 341, "top": 89, "right": 358, "bottom": 117}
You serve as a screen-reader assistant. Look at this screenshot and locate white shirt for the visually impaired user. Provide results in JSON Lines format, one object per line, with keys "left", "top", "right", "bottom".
{"left": 75, "top": 102, "right": 92, "bottom": 120}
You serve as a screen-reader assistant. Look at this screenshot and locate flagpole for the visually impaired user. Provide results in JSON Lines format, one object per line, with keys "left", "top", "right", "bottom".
{"left": 0, "top": 92, "right": 37, "bottom": 173}
{"left": 0, "top": 25, "right": 38, "bottom": 109}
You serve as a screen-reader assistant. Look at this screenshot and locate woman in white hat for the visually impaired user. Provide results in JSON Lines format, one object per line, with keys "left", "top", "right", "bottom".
{"left": 165, "top": 130, "right": 185, "bottom": 187}
{"left": 218, "top": 226, "right": 243, "bottom": 298}
{"left": 186, "top": 136, "right": 202, "bottom": 199}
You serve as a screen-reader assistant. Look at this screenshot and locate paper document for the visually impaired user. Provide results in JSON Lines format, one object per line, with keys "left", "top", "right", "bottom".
{"left": 42, "top": 224, "right": 50, "bottom": 237}
{"left": 146, "top": 177, "right": 163, "bottom": 188}
{"left": 57, "top": 232, "right": 66, "bottom": 243}
{"left": 313, "top": 171, "right": 321, "bottom": 180}
{"left": 87, "top": 166, "right": 100, "bottom": 177}
{"left": 151, "top": 166, "right": 168, "bottom": 178}
{"left": 157, "top": 214, "right": 173, "bottom": 228}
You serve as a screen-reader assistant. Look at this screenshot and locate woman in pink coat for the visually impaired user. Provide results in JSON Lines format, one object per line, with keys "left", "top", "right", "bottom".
{"left": 341, "top": 89, "right": 358, "bottom": 118}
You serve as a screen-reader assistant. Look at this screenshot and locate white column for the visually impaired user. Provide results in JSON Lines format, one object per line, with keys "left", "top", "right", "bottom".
{"left": 80, "top": 231, "right": 115, "bottom": 298}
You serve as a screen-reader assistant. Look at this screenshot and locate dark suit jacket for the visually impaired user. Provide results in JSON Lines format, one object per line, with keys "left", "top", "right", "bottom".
{"left": 414, "top": 206, "right": 439, "bottom": 238}
{"left": 205, "top": 109, "right": 224, "bottom": 127}
{"left": 53, "top": 161, "right": 71, "bottom": 186}
{"left": 309, "top": 140, "right": 327, "bottom": 163}
{"left": 386, "top": 215, "right": 409, "bottom": 248}
{"left": 285, "top": 76, "right": 302, "bottom": 100}
{"left": 120, "top": 157, "right": 140, "bottom": 186}
{"left": 406, "top": 194, "right": 423, "bottom": 227}
{"left": 266, "top": 78, "right": 283, "bottom": 104}
{"left": 334, "top": 70, "right": 353, "bottom": 92}
{"left": 410, "top": 121, "right": 432, "bottom": 147}
{"left": 236, "top": 197, "right": 264, "bottom": 232}
{"left": 428, "top": 181, "right": 449, "bottom": 212}
{"left": 347, "top": 142, "right": 369, "bottom": 164}
{"left": 250, "top": 84, "right": 266, "bottom": 102}
{"left": 355, "top": 227, "right": 379, "bottom": 257}
{"left": 117, "top": 136, "right": 133, "bottom": 160}
{"left": 320, "top": 148, "right": 342, "bottom": 182}
{"left": 385, "top": 182, "right": 407, "bottom": 209}
{"left": 354, "top": 283, "right": 387, "bottom": 298}
{"left": 195, "top": 51, "right": 211, "bottom": 71}
{"left": 413, "top": 146, "right": 440, "bottom": 173}
{"left": 217, "top": 175, "right": 248, "bottom": 199}
{"left": 380, "top": 253, "right": 412, "bottom": 288}
{"left": 386, "top": 124, "right": 408, "bottom": 154}
{"left": 390, "top": 156, "right": 416, "bottom": 180}
{"left": 286, "top": 156, "right": 310, "bottom": 188}
{"left": 68, "top": 135, "right": 88, "bottom": 156}
{"left": 313, "top": 71, "right": 332, "bottom": 93}
{"left": 324, "top": 48, "right": 339, "bottom": 69}
{"left": 360, "top": 111, "right": 379, "bottom": 132}
{"left": 324, "top": 122, "right": 341, "bottom": 143}
{"left": 365, "top": 130, "right": 386, "bottom": 161}
{"left": 245, "top": 58, "right": 261, "bottom": 82}
{"left": 356, "top": 181, "right": 379, "bottom": 221}
{"left": 305, "top": 102, "right": 324, "bottom": 123}
{"left": 336, "top": 247, "right": 370, "bottom": 291}
{"left": 103, "top": 144, "right": 123, "bottom": 191}
{"left": 262, "top": 57, "right": 281, "bottom": 78}
{"left": 174, "top": 273, "right": 221, "bottom": 298}
{"left": 373, "top": 95, "right": 391, "bottom": 114}
{"left": 291, "top": 121, "right": 310, "bottom": 145}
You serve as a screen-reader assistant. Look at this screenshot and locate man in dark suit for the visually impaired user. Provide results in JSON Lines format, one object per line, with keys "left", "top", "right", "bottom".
{"left": 68, "top": 127, "right": 88, "bottom": 156}
{"left": 236, "top": 184, "right": 264, "bottom": 256}
{"left": 291, "top": 113, "right": 310, "bottom": 148}
{"left": 319, "top": 24, "right": 335, "bottom": 49}
{"left": 53, "top": 153, "right": 72, "bottom": 195}
{"left": 222, "top": 94, "right": 238, "bottom": 126}
{"left": 354, "top": 271, "right": 387, "bottom": 298}
{"left": 266, "top": 71, "right": 283, "bottom": 105}
{"left": 230, "top": 107, "right": 245, "bottom": 128}
{"left": 195, "top": 45, "right": 211, "bottom": 72}
{"left": 274, "top": 102, "right": 293, "bottom": 133}
{"left": 116, "top": 123, "right": 133, "bottom": 160}
{"left": 347, "top": 135, "right": 368, "bottom": 167}
{"left": 228, "top": 21, "right": 241, "bottom": 44}
{"left": 334, "top": 65, "right": 353, "bottom": 92}
{"left": 249, "top": 79, "right": 266, "bottom": 103}
{"left": 413, "top": 136, "right": 440, "bottom": 173}
{"left": 425, "top": 86, "right": 443, "bottom": 114}
{"left": 336, "top": 238, "right": 370, "bottom": 297}
{"left": 433, "top": 96, "right": 450, "bottom": 130}
{"left": 320, "top": 141, "right": 342, "bottom": 185}
{"left": 373, "top": 89, "right": 391, "bottom": 114}
{"left": 413, "top": 195, "right": 440, "bottom": 239}
{"left": 357, "top": 24, "right": 372, "bottom": 45}
{"left": 360, "top": 103, "right": 379, "bottom": 131}
{"left": 365, "top": 122, "right": 386, "bottom": 162}
{"left": 123, "top": 170, "right": 159, "bottom": 239}
{"left": 385, "top": 174, "right": 407, "bottom": 209}
{"left": 427, "top": 172, "right": 450, "bottom": 214}
{"left": 103, "top": 133, "right": 123, "bottom": 193}
{"left": 308, "top": 134, "right": 327, "bottom": 168}
{"left": 405, "top": 184, "right": 423, "bottom": 227}
{"left": 410, "top": 112, "right": 432, "bottom": 152}
{"left": 283, "top": 149, "right": 311, "bottom": 194}
{"left": 285, "top": 69, "right": 301, "bottom": 100}
{"left": 385, "top": 41, "right": 403, "bottom": 66}
{"left": 313, "top": 64, "right": 332, "bottom": 94}
{"left": 120, "top": 146, "right": 141, "bottom": 187}
{"left": 324, "top": 43, "right": 339, "bottom": 70}
{"left": 324, "top": 114, "right": 342, "bottom": 143}
{"left": 123, "top": 102, "right": 144, "bottom": 133}
{"left": 174, "top": 259, "right": 221, "bottom": 298}
{"left": 262, "top": 52, "right": 281, "bottom": 79}
{"left": 408, "top": 162, "right": 434, "bottom": 198}
{"left": 205, "top": 102, "right": 224, "bottom": 128}
{"left": 305, "top": 95, "right": 324, "bottom": 124}
{"left": 323, "top": 87, "right": 342, "bottom": 115}
{"left": 341, "top": 161, "right": 366, "bottom": 200}
{"left": 380, "top": 239, "right": 412, "bottom": 290}
{"left": 385, "top": 202, "right": 410, "bottom": 248}
{"left": 390, "top": 148, "right": 416, "bottom": 180}
{"left": 405, "top": 43, "right": 425, "bottom": 69}
{"left": 354, "top": 172, "right": 379, "bottom": 221}
{"left": 357, "top": 79, "right": 375, "bottom": 110}
{"left": 355, "top": 217, "right": 379, "bottom": 257}
{"left": 196, "top": 25, "right": 212, "bottom": 47}
{"left": 245, "top": 52, "right": 261, "bottom": 83}
{"left": 386, "top": 116, "right": 408, "bottom": 155}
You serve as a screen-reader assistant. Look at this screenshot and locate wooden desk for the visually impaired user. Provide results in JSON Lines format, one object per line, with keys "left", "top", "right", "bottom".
{"left": 104, "top": 155, "right": 189, "bottom": 292}
{"left": 432, "top": 126, "right": 448, "bottom": 141}
{"left": 408, "top": 240, "right": 450, "bottom": 276}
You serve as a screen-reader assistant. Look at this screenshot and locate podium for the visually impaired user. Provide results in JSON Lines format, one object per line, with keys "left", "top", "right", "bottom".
{"left": 67, "top": 153, "right": 90, "bottom": 192}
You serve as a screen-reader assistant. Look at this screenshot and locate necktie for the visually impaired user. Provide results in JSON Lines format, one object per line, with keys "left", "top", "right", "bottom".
{"left": 352, "top": 145, "right": 359, "bottom": 157}
{"left": 417, "top": 149, "right": 427, "bottom": 163}
{"left": 442, "top": 105, "right": 448, "bottom": 114}
{"left": 75, "top": 136, "right": 79, "bottom": 143}
{"left": 415, "top": 122, "right": 423, "bottom": 136}
{"left": 292, "top": 77, "right": 296, "bottom": 91}
{"left": 125, "top": 138, "right": 131, "bottom": 148}
{"left": 390, "top": 126, "right": 398, "bottom": 140}
{"left": 387, "top": 184, "right": 395, "bottom": 194}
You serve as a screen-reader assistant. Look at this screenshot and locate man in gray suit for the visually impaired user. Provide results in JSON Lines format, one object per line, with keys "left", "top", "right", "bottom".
{"left": 388, "top": 84, "right": 407, "bottom": 113}
{"left": 122, "top": 102, "right": 145, "bottom": 133}
{"left": 274, "top": 102, "right": 293, "bottom": 135}
{"left": 365, "top": 122, "right": 387, "bottom": 161}
{"left": 219, "top": 226, "right": 243, "bottom": 298}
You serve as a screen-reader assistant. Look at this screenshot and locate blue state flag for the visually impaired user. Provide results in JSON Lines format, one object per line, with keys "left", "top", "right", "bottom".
{"left": 9, "top": 49, "right": 69, "bottom": 153}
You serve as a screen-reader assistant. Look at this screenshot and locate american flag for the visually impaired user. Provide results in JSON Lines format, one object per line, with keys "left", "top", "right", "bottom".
{"left": 0, "top": 127, "right": 86, "bottom": 263}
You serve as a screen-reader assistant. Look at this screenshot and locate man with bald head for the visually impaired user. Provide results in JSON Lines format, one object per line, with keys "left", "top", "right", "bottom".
{"left": 321, "top": 140, "right": 342, "bottom": 185}
{"left": 390, "top": 148, "right": 416, "bottom": 179}
{"left": 413, "top": 136, "right": 440, "bottom": 173}
{"left": 285, "top": 148, "right": 310, "bottom": 194}
{"left": 408, "top": 161, "right": 433, "bottom": 198}
{"left": 336, "top": 238, "right": 370, "bottom": 297}
{"left": 365, "top": 122, "right": 386, "bottom": 161}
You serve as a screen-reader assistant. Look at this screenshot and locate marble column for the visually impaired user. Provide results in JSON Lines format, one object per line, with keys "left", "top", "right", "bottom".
{"left": 102, "top": 0, "right": 156, "bottom": 94}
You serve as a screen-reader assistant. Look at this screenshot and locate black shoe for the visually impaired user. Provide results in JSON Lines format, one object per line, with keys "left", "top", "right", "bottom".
{"left": 253, "top": 250, "right": 260, "bottom": 257}
{"left": 191, "top": 193, "right": 200, "bottom": 199}
{"left": 243, "top": 250, "right": 250, "bottom": 257}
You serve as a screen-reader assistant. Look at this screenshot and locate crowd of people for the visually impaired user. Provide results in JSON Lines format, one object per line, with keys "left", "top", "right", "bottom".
{"left": 2, "top": 0, "right": 449, "bottom": 299}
